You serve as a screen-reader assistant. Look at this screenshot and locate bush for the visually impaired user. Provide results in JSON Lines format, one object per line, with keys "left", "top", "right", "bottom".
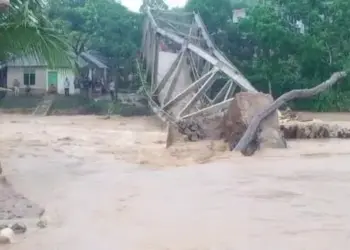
{"left": 51, "top": 94, "right": 152, "bottom": 116}
{"left": 84, "top": 100, "right": 109, "bottom": 115}
{"left": 51, "top": 95, "right": 90, "bottom": 110}
{"left": 0, "top": 93, "right": 153, "bottom": 116}
{"left": 118, "top": 103, "right": 152, "bottom": 116}
{"left": 51, "top": 95, "right": 111, "bottom": 115}
{"left": 0, "top": 95, "right": 42, "bottom": 109}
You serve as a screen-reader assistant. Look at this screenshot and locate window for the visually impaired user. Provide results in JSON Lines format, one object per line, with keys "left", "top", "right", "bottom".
{"left": 23, "top": 70, "right": 36, "bottom": 86}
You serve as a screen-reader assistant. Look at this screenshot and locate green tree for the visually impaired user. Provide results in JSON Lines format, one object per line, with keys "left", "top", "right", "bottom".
{"left": 185, "top": 0, "right": 232, "bottom": 33}
{"left": 48, "top": 0, "right": 142, "bottom": 67}
{"left": 140, "top": 0, "right": 169, "bottom": 12}
{"left": 47, "top": 0, "right": 95, "bottom": 55}
{"left": 0, "top": 0, "right": 72, "bottom": 66}
{"left": 185, "top": 0, "right": 350, "bottom": 111}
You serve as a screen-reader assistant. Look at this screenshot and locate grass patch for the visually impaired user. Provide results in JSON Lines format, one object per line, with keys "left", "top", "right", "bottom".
{"left": 51, "top": 95, "right": 90, "bottom": 110}
{"left": 51, "top": 95, "right": 108, "bottom": 115}
{"left": 95, "top": 101, "right": 152, "bottom": 116}
{"left": 0, "top": 95, "right": 42, "bottom": 109}
{"left": 51, "top": 95, "right": 152, "bottom": 116}
{"left": 0, "top": 94, "right": 152, "bottom": 116}
{"left": 117, "top": 103, "right": 152, "bottom": 117}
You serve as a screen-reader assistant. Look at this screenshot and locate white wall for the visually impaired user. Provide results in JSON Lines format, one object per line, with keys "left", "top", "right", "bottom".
{"left": 8, "top": 67, "right": 77, "bottom": 95}
{"left": 47, "top": 69, "right": 75, "bottom": 95}
{"left": 7, "top": 67, "right": 47, "bottom": 92}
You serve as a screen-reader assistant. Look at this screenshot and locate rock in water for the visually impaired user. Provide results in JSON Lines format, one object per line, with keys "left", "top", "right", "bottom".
{"left": 0, "top": 228, "right": 14, "bottom": 244}
{"left": 11, "top": 223, "right": 27, "bottom": 234}
{"left": 37, "top": 217, "right": 48, "bottom": 228}
{"left": 223, "top": 92, "right": 286, "bottom": 150}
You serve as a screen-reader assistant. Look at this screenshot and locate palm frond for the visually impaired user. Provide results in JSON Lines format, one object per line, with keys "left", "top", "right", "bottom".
{"left": 0, "top": 0, "right": 74, "bottom": 68}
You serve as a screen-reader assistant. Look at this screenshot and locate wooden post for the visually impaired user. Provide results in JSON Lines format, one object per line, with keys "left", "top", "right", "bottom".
{"left": 151, "top": 34, "right": 160, "bottom": 92}
{"left": 165, "top": 121, "right": 174, "bottom": 148}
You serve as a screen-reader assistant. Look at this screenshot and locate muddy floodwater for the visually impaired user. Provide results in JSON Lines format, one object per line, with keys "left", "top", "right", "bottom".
{"left": 1, "top": 114, "right": 350, "bottom": 249}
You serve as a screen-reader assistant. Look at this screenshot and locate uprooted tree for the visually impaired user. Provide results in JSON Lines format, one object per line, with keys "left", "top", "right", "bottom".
{"left": 233, "top": 71, "right": 348, "bottom": 156}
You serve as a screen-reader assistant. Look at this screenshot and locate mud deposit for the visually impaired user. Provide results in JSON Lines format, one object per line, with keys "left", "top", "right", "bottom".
{"left": 1, "top": 114, "right": 350, "bottom": 250}
{"left": 0, "top": 178, "right": 43, "bottom": 220}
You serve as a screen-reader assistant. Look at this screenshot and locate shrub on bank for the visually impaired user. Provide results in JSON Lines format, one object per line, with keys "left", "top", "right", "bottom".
{"left": 52, "top": 95, "right": 151, "bottom": 116}
{"left": 0, "top": 94, "right": 152, "bottom": 116}
{"left": 0, "top": 95, "right": 42, "bottom": 113}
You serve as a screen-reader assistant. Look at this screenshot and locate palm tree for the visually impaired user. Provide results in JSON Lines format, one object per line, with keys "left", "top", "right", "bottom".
{"left": 0, "top": 0, "right": 73, "bottom": 68}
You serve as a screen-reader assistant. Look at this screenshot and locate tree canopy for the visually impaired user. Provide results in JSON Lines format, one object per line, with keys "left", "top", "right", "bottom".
{"left": 0, "top": 0, "right": 72, "bottom": 67}
{"left": 6, "top": 0, "right": 350, "bottom": 111}
{"left": 185, "top": 0, "right": 350, "bottom": 111}
{"left": 47, "top": 0, "right": 142, "bottom": 68}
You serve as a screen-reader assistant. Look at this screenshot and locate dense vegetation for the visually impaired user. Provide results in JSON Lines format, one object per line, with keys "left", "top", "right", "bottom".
{"left": 3, "top": 0, "right": 350, "bottom": 111}
{"left": 0, "top": 0, "right": 72, "bottom": 66}
{"left": 47, "top": 0, "right": 142, "bottom": 71}
{"left": 185, "top": 0, "right": 350, "bottom": 111}
{"left": 0, "top": 0, "right": 72, "bottom": 100}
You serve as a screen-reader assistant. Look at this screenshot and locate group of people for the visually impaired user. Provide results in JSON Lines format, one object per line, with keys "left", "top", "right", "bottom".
{"left": 75, "top": 75, "right": 117, "bottom": 101}
{"left": 48, "top": 77, "right": 71, "bottom": 95}
{"left": 11, "top": 76, "right": 116, "bottom": 101}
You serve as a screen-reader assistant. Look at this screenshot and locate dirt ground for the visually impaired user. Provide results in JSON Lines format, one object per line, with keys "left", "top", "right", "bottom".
{"left": 1, "top": 113, "right": 350, "bottom": 249}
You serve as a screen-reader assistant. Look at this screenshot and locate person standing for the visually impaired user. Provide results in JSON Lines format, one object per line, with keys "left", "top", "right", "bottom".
{"left": 12, "top": 78, "right": 20, "bottom": 96}
{"left": 100, "top": 77, "right": 105, "bottom": 95}
{"left": 109, "top": 79, "right": 115, "bottom": 101}
{"left": 64, "top": 77, "right": 70, "bottom": 96}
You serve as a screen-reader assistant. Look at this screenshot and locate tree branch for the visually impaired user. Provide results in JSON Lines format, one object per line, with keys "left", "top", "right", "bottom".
{"left": 234, "top": 71, "right": 348, "bottom": 154}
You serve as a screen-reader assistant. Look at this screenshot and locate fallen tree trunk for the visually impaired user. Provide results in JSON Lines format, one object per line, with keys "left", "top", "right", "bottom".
{"left": 223, "top": 92, "right": 286, "bottom": 155}
{"left": 234, "top": 71, "right": 348, "bottom": 155}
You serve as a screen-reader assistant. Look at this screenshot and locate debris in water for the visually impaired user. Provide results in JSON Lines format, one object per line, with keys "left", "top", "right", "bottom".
{"left": 37, "top": 217, "right": 48, "bottom": 228}
{"left": 0, "top": 227, "right": 14, "bottom": 244}
{"left": 11, "top": 223, "right": 27, "bottom": 234}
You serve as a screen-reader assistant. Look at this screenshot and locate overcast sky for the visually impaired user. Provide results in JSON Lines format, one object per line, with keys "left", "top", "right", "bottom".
{"left": 120, "top": 0, "right": 187, "bottom": 12}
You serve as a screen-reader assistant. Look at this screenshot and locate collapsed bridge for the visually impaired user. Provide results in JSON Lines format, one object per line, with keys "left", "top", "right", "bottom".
{"left": 138, "top": 6, "right": 263, "bottom": 142}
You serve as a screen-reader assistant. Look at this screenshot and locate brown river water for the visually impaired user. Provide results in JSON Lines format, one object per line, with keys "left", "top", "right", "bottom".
{"left": 1, "top": 113, "right": 350, "bottom": 249}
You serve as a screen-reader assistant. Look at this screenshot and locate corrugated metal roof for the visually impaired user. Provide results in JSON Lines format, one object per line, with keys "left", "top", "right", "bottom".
{"left": 6, "top": 56, "right": 47, "bottom": 67}
{"left": 80, "top": 52, "right": 108, "bottom": 69}
{"left": 6, "top": 52, "right": 108, "bottom": 69}
{"left": 76, "top": 56, "right": 89, "bottom": 68}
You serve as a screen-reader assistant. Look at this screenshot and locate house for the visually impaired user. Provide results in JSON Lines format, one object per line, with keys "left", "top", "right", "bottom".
{"left": 232, "top": 8, "right": 247, "bottom": 23}
{"left": 77, "top": 52, "right": 108, "bottom": 84}
{"left": 5, "top": 52, "right": 108, "bottom": 95}
{"left": 6, "top": 56, "right": 76, "bottom": 95}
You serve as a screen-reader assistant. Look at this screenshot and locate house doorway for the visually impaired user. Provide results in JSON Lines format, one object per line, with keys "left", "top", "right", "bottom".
{"left": 48, "top": 71, "right": 58, "bottom": 93}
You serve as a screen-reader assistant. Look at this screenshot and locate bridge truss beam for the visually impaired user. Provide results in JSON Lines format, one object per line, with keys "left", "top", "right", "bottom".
{"left": 139, "top": 7, "right": 257, "bottom": 124}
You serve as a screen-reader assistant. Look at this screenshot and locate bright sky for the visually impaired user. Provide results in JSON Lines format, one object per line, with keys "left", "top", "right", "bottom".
{"left": 120, "top": 0, "right": 187, "bottom": 12}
